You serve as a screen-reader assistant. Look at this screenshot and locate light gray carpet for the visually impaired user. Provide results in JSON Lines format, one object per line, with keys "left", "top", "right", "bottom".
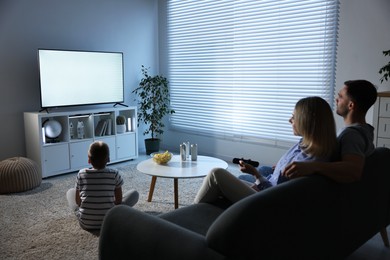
{"left": 1, "top": 161, "right": 388, "bottom": 260}
{"left": 0, "top": 161, "right": 240, "bottom": 260}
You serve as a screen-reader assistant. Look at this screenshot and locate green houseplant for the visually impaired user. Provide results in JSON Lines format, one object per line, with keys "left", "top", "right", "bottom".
{"left": 379, "top": 50, "right": 390, "bottom": 83}
{"left": 116, "top": 115, "right": 126, "bottom": 134}
{"left": 132, "top": 65, "right": 175, "bottom": 155}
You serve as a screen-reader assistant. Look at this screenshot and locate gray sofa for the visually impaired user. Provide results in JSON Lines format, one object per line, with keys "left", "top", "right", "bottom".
{"left": 99, "top": 147, "right": 390, "bottom": 260}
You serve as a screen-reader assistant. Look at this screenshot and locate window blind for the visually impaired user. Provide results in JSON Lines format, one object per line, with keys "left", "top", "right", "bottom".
{"left": 166, "top": 0, "right": 339, "bottom": 146}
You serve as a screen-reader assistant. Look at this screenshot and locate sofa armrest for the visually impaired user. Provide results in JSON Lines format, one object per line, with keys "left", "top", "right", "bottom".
{"left": 99, "top": 205, "right": 223, "bottom": 260}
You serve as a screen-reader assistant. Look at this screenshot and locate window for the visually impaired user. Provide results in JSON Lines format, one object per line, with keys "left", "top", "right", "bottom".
{"left": 166, "top": 0, "right": 339, "bottom": 146}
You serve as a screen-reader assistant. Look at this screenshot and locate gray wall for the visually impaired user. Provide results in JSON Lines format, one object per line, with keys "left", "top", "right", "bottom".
{"left": 0, "top": 0, "right": 158, "bottom": 160}
{"left": 160, "top": 0, "right": 390, "bottom": 164}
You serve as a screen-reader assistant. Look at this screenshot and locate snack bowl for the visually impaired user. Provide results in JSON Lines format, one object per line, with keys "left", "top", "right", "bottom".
{"left": 151, "top": 151, "right": 173, "bottom": 164}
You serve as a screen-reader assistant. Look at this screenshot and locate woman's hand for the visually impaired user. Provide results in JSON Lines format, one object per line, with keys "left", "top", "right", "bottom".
{"left": 239, "top": 160, "right": 260, "bottom": 178}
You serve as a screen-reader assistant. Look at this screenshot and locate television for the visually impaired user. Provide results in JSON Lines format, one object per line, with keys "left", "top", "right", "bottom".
{"left": 38, "top": 49, "right": 124, "bottom": 109}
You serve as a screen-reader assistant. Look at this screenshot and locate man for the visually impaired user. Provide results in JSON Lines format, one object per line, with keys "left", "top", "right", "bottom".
{"left": 282, "top": 79, "right": 377, "bottom": 183}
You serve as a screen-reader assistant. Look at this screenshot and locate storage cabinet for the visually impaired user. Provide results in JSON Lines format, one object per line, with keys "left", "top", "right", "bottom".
{"left": 43, "top": 143, "right": 70, "bottom": 174}
{"left": 24, "top": 107, "right": 138, "bottom": 178}
{"left": 372, "top": 92, "right": 390, "bottom": 148}
{"left": 116, "top": 134, "right": 137, "bottom": 159}
{"left": 69, "top": 140, "right": 91, "bottom": 169}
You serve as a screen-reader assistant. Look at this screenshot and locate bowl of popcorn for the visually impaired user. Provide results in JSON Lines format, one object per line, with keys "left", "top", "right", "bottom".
{"left": 151, "top": 151, "right": 173, "bottom": 164}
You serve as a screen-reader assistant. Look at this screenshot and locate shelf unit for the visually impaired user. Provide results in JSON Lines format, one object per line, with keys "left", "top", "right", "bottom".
{"left": 373, "top": 91, "right": 390, "bottom": 148}
{"left": 24, "top": 106, "right": 138, "bottom": 178}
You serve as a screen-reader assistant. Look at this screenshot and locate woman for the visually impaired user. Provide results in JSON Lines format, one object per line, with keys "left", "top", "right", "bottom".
{"left": 194, "top": 96, "right": 337, "bottom": 204}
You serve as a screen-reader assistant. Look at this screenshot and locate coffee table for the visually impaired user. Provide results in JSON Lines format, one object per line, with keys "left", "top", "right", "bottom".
{"left": 136, "top": 155, "right": 228, "bottom": 209}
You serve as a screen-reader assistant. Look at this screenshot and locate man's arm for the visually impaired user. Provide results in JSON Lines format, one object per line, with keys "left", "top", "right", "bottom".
{"left": 282, "top": 154, "right": 365, "bottom": 183}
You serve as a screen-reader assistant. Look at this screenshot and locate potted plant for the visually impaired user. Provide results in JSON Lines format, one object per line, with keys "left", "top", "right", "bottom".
{"left": 379, "top": 49, "right": 390, "bottom": 83}
{"left": 116, "top": 115, "right": 126, "bottom": 134}
{"left": 132, "top": 65, "right": 175, "bottom": 155}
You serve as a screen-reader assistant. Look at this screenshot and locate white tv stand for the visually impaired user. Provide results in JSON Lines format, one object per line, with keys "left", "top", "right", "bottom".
{"left": 24, "top": 106, "right": 138, "bottom": 178}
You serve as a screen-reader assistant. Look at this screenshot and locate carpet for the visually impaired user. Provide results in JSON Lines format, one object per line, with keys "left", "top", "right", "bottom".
{"left": 0, "top": 161, "right": 240, "bottom": 260}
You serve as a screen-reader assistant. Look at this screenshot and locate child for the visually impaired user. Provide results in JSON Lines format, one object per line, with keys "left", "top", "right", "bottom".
{"left": 66, "top": 141, "right": 139, "bottom": 232}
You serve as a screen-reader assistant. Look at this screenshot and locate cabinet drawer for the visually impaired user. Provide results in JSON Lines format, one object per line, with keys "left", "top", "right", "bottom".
{"left": 377, "top": 138, "right": 390, "bottom": 148}
{"left": 379, "top": 97, "right": 390, "bottom": 117}
{"left": 116, "top": 133, "right": 136, "bottom": 159}
{"left": 43, "top": 144, "right": 70, "bottom": 177}
{"left": 377, "top": 118, "right": 390, "bottom": 138}
{"left": 70, "top": 140, "right": 92, "bottom": 169}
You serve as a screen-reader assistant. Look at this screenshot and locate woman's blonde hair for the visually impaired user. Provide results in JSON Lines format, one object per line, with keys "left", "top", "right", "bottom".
{"left": 294, "top": 96, "right": 337, "bottom": 159}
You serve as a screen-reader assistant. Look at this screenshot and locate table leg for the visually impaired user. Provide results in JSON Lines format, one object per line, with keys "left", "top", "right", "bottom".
{"left": 174, "top": 178, "right": 178, "bottom": 209}
{"left": 147, "top": 176, "right": 157, "bottom": 202}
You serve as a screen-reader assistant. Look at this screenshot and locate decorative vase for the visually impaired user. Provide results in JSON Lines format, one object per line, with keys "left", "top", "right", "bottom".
{"left": 116, "top": 124, "right": 126, "bottom": 134}
{"left": 145, "top": 138, "right": 161, "bottom": 155}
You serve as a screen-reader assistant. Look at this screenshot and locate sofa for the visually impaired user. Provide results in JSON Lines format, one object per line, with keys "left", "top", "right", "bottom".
{"left": 99, "top": 147, "right": 390, "bottom": 260}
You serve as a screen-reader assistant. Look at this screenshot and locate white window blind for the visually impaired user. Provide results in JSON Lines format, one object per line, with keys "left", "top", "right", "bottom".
{"left": 166, "top": 0, "right": 339, "bottom": 146}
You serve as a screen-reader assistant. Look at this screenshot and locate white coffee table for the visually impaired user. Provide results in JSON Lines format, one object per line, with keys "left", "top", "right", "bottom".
{"left": 137, "top": 155, "right": 228, "bottom": 209}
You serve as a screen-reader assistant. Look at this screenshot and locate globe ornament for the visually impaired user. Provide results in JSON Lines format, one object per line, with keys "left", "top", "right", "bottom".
{"left": 43, "top": 119, "right": 62, "bottom": 139}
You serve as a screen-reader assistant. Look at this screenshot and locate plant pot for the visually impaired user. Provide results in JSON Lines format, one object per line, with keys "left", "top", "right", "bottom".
{"left": 145, "top": 138, "right": 161, "bottom": 155}
{"left": 116, "top": 124, "right": 126, "bottom": 134}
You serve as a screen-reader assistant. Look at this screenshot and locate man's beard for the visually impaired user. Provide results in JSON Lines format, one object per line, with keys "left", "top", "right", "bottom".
{"left": 336, "top": 107, "right": 347, "bottom": 117}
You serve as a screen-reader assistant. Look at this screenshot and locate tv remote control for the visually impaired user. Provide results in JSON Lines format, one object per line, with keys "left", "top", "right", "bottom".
{"left": 232, "top": 158, "right": 259, "bottom": 167}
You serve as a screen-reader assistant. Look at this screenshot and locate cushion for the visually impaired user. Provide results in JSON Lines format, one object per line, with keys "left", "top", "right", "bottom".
{"left": 0, "top": 157, "right": 41, "bottom": 194}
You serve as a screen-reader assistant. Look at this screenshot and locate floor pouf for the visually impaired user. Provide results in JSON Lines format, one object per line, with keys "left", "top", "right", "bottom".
{"left": 0, "top": 157, "right": 41, "bottom": 194}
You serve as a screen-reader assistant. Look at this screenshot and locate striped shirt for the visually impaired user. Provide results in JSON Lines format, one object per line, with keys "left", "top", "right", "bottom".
{"left": 75, "top": 167, "right": 123, "bottom": 230}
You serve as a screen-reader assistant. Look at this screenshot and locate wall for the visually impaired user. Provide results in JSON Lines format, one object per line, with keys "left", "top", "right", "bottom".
{"left": 334, "top": 0, "right": 390, "bottom": 127}
{"left": 1, "top": 0, "right": 389, "bottom": 163}
{"left": 160, "top": 0, "right": 390, "bottom": 164}
{"left": 0, "top": 0, "right": 158, "bottom": 160}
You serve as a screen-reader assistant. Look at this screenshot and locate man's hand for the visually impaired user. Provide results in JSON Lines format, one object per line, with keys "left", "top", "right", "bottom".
{"left": 282, "top": 161, "right": 314, "bottom": 179}
{"left": 282, "top": 154, "right": 365, "bottom": 183}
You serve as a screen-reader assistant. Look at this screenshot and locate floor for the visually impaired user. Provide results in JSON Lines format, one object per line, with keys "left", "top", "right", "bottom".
{"left": 346, "top": 227, "right": 390, "bottom": 260}
{"left": 124, "top": 153, "right": 390, "bottom": 259}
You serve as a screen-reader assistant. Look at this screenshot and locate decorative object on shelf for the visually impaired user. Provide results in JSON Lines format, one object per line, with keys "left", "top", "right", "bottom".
{"left": 127, "top": 117, "right": 132, "bottom": 132}
{"left": 69, "top": 121, "right": 74, "bottom": 139}
{"left": 116, "top": 115, "right": 126, "bottom": 134}
{"left": 132, "top": 65, "right": 175, "bottom": 155}
{"left": 43, "top": 119, "right": 62, "bottom": 142}
{"left": 95, "top": 119, "right": 112, "bottom": 136}
{"left": 77, "top": 121, "right": 85, "bottom": 139}
{"left": 379, "top": 49, "right": 390, "bottom": 83}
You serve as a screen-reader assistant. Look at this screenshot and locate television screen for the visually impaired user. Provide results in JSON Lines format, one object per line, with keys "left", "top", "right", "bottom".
{"left": 38, "top": 49, "right": 124, "bottom": 108}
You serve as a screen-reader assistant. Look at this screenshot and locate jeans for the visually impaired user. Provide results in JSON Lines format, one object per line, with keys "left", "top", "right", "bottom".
{"left": 238, "top": 165, "right": 274, "bottom": 183}
{"left": 194, "top": 168, "right": 256, "bottom": 204}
